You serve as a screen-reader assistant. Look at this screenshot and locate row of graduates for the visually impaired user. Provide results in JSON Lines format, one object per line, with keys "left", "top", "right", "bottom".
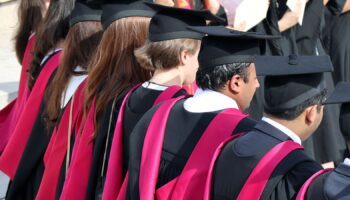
{"left": 0, "top": 0, "right": 350, "bottom": 199}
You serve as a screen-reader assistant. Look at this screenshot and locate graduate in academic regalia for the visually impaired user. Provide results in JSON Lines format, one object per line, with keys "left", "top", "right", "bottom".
{"left": 292, "top": 0, "right": 347, "bottom": 166}
{"left": 296, "top": 82, "right": 350, "bottom": 200}
{"left": 102, "top": 4, "right": 224, "bottom": 199}
{"left": 123, "top": 3, "right": 225, "bottom": 170}
{"left": 33, "top": 1, "right": 103, "bottom": 200}
{"left": 126, "top": 26, "right": 278, "bottom": 200}
{"left": 0, "top": 1, "right": 75, "bottom": 199}
{"left": 59, "top": 1, "right": 157, "bottom": 199}
{"left": 0, "top": 0, "right": 50, "bottom": 153}
{"left": 208, "top": 55, "right": 333, "bottom": 200}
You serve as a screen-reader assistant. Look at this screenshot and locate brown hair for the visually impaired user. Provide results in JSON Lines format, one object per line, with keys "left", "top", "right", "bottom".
{"left": 14, "top": 0, "right": 44, "bottom": 63}
{"left": 134, "top": 38, "right": 200, "bottom": 71}
{"left": 43, "top": 21, "right": 103, "bottom": 129}
{"left": 84, "top": 17, "right": 152, "bottom": 136}
{"left": 28, "top": 0, "right": 75, "bottom": 90}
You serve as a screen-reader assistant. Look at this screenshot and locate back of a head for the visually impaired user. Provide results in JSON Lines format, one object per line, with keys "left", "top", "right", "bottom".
{"left": 28, "top": 0, "right": 75, "bottom": 90}
{"left": 44, "top": 0, "right": 103, "bottom": 129}
{"left": 264, "top": 73, "right": 327, "bottom": 121}
{"left": 84, "top": 0, "right": 156, "bottom": 136}
{"left": 134, "top": 4, "right": 223, "bottom": 72}
{"left": 252, "top": 55, "right": 333, "bottom": 122}
{"left": 187, "top": 26, "right": 277, "bottom": 92}
{"left": 14, "top": 0, "right": 44, "bottom": 63}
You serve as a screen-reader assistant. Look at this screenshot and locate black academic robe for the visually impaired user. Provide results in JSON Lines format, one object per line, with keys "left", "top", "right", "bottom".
{"left": 126, "top": 100, "right": 257, "bottom": 200}
{"left": 306, "top": 163, "right": 350, "bottom": 200}
{"left": 6, "top": 69, "right": 59, "bottom": 200}
{"left": 323, "top": 0, "right": 350, "bottom": 82}
{"left": 85, "top": 86, "right": 186, "bottom": 199}
{"left": 211, "top": 120, "right": 322, "bottom": 200}
{"left": 122, "top": 86, "right": 187, "bottom": 173}
{"left": 295, "top": 0, "right": 324, "bottom": 55}
{"left": 6, "top": 101, "right": 51, "bottom": 200}
{"left": 85, "top": 97, "right": 123, "bottom": 200}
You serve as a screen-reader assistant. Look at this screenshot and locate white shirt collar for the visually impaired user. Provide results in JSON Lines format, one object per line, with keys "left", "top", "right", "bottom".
{"left": 262, "top": 117, "right": 302, "bottom": 145}
{"left": 343, "top": 158, "right": 350, "bottom": 167}
{"left": 184, "top": 88, "right": 239, "bottom": 113}
{"left": 40, "top": 48, "right": 63, "bottom": 66}
{"left": 142, "top": 81, "right": 168, "bottom": 91}
{"left": 61, "top": 66, "right": 87, "bottom": 108}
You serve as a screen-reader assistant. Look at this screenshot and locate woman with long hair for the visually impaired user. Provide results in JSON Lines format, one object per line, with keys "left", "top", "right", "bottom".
{"left": 35, "top": 1, "right": 103, "bottom": 199}
{"left": 0, "top": 0, "right": 50, "bottom": 154}
{"left": 59, "top": 1, "right": 156, "bottom": 199}
{"left": 0, "top": 0, "right": 75, "bottom": 199}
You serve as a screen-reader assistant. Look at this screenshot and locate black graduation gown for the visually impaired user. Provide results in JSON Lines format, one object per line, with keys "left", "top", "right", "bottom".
{"left": 295, "top": 0, "right": 324, "bottom": 55}
{"left": 85, "top": 97, "right": 123, "bottom": 200}
{"left": 306, "top": 163, "right": 350, "bottom": 200}
{"left": 126, "top": 100, "right": 257, "bottom": 200}
{"left": 211, "top": 120, "right": 322, "bottom": 200}
{"left": 122, "top": 86, "right": 187, "bottom": 173}
{"left": 6, "top": 101, "right": 51, "bottom": 200}
{"left": 5, "top": 68, "right": 59, "bottom": 200}
{"left": 85, "top": 86, "right": 186, "bottom": 199}
{"left": 323, "top": 0, "right": 350, "bottom": 83}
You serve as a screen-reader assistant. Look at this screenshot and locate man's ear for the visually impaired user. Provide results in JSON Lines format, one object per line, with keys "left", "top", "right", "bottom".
{"left": 305, "top": 105, "right": 318, "bottom": 125}
{"left": 179, "top": 50, "right": 189, "bottom": 66}
{"left": 229, "top": 74, "right": 242, "bottom": 94}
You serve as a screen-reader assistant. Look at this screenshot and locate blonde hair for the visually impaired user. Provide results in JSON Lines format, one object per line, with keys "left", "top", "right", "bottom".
{"left": 134, "top": 38, "right": 201, "bottom": 71}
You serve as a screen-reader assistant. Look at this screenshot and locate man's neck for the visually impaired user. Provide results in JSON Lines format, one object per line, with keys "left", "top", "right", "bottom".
{"left": 263, "top": 114, "right": 304, "bottom": 142}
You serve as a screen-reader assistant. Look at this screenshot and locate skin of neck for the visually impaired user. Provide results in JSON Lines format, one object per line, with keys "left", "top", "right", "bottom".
{"left": 149, "top": 67, "right": 184, "bottom": 87}
{"left": 264, "top": 113, "right": 308, "bottom": 141}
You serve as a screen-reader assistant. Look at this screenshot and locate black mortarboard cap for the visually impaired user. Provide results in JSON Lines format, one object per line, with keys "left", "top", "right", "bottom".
{"left": 146, "top": 3, "right": 225, "bottom": 42}
{"left": 324, "top": 82, "right": 350, "bottom": 104}
{"left": 101, "top": 0, "right": 155, "bottom": 30}
{"left": 323, "top": 82, "right": 350, "bottom": 139}
{"left": 187, "top": 25, "right": 279, "bottom": 71}
{"left": 323, "top": 82, "right": 350, "bottom": 138}
{"left": 261, "top": 55, "right": 333, "bottom": 112}
{"left": 69, "top": 0, "right": 102, "bottom": 27}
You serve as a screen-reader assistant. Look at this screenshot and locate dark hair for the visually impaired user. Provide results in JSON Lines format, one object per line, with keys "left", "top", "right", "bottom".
{"left": 84, "top": 17, "right": 152, "bottom": 137}
{"left": 196, "top": 62, "right": 251, "bottom": 91}
{"left": 43, "top": 21, "right": 103, "bottom": 130}
{"left": 14, "top": 0, "right": 44, "bottom": 63}
{"left": 265, "top": 89, "right": 327, "bottom": 120}
{"left": 28, "top": 0, "right": 75, "bottom": 90}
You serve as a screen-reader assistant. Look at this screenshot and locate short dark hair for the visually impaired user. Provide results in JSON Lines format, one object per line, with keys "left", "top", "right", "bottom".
{"left": 264, "top": 89, "right": 327, "bottom": 120}
{"left": 196, "top": 62, "right": 251, "bottom": 91}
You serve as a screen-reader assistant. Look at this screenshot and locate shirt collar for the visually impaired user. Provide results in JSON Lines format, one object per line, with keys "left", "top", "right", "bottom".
{"left": 262, "top": 117, "right": 302, "bottom": 145}
{"left": 184, "top": 88, "right": 239, "bottom": 113}
{"left": 344, "top": 158, "right": 350, "bottom": 167}
{"left": 142, "top": 81, "right": 168, "bottom": 91}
